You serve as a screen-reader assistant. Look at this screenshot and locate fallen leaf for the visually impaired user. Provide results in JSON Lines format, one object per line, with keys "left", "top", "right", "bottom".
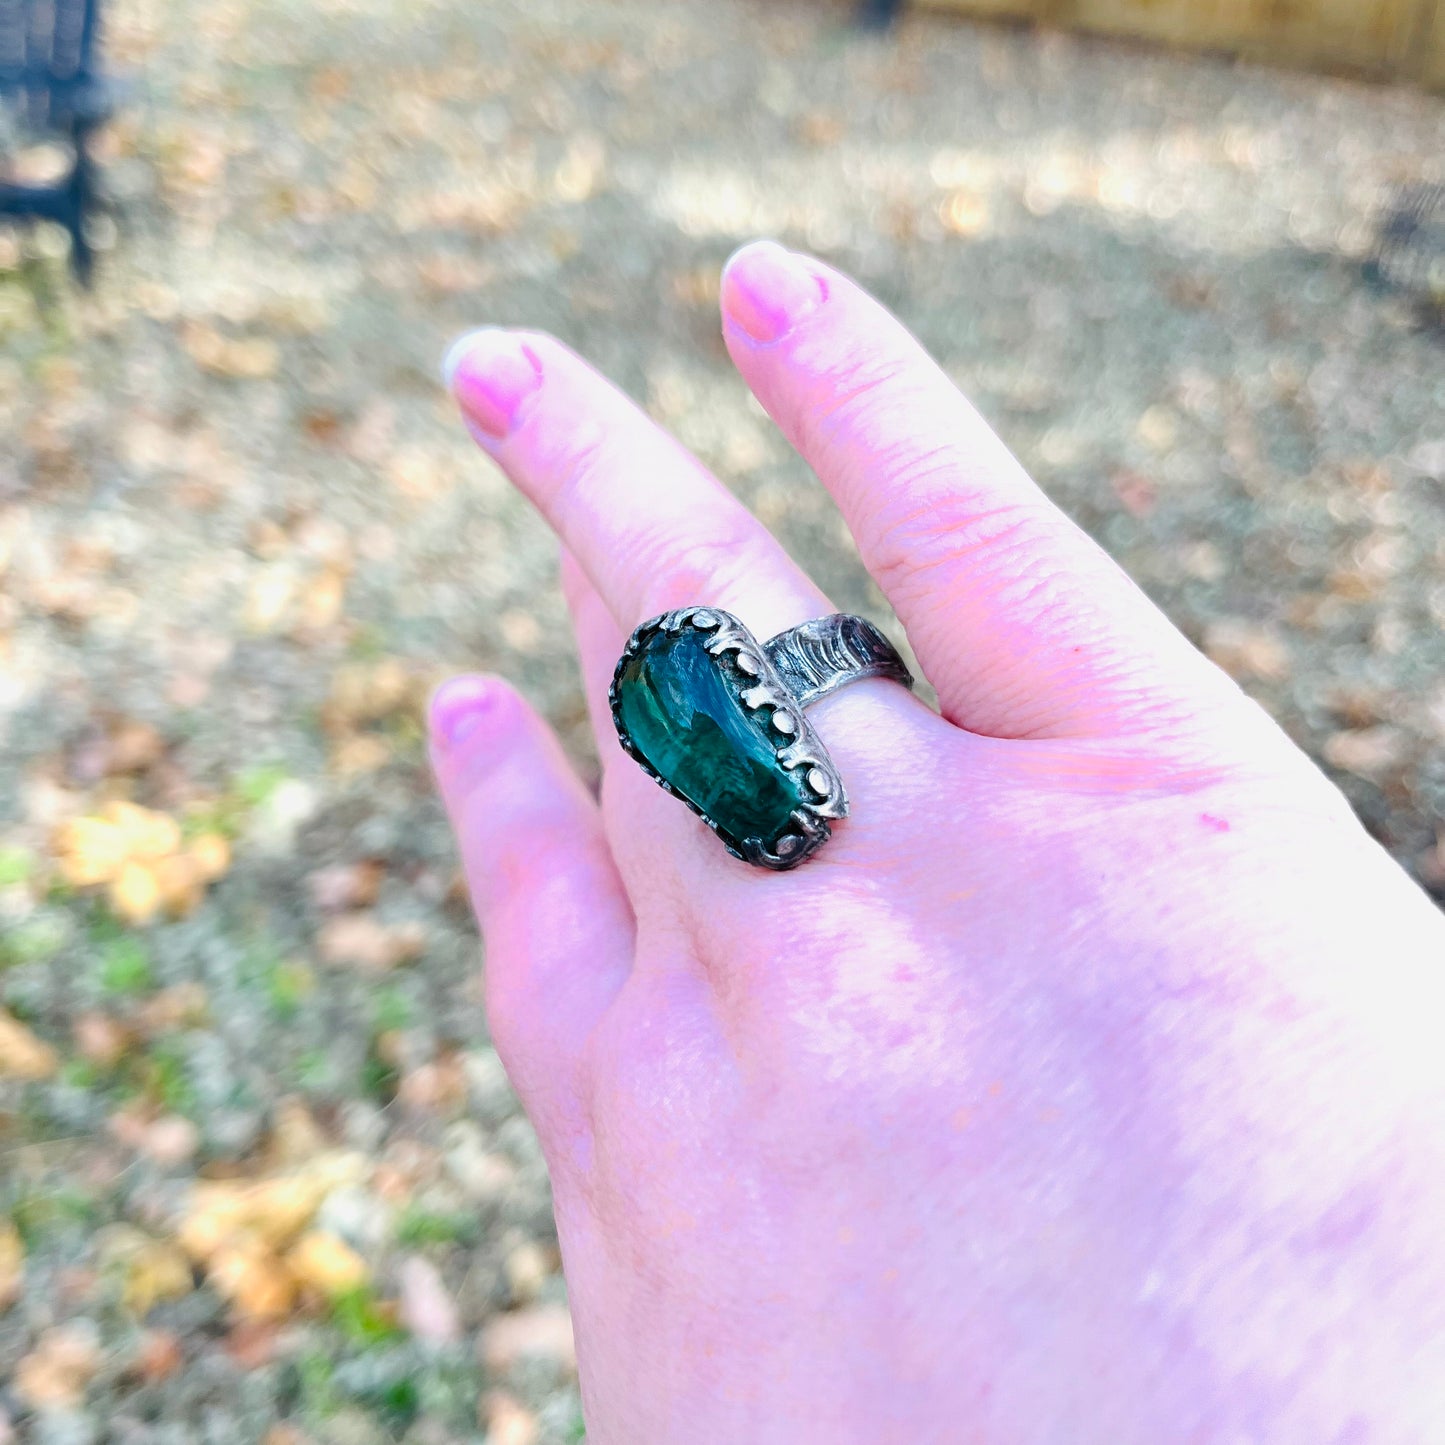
{"left": 0, "top": 1009, "right": 58, "bottom": 1080}
{"left": 54, "top": 815, "right": 130, "bottom": 886}
{"left": 267, "top": 1098, "right": 330, "bottom": 1167}
{"left": 72, "top": 1012, "right": 133, "bottom": 1068}
{"left": 1202, "top": 620, "right": 1291, "bottom": 683}
{"left": 294, "top": 567, "right": 347, "bottom": 633}
{"left": 325, "top": 659, "right": 415, "bottom": 729}
{"left": 132, "top": 1329, "right": 184, "bottom": 1383}
{"left": 179, "top": 1152, "right": 367, "bottom": 1262}
{"left": 97, "top": 1226, "right": 194, "bottom": 1314}
{"left": 13, "top": 1322, "right": 102, "bottom": 1409}
{"left": 1323, "top": 726, "right": 1408, "bottom": 779}
{"left": 105, "top": 801, "right": 182, "bottom": 859}
{"left": 286, "top": 1230, "right": 368, "bottom": 1297}
{"left": 208, "top": 1237, "right": 296, "bottom": 1320}
{"left": 103, "top": 720, "right": 167, "bottom": 775}
{"left": 109, "top": 859, "right": 163, "bottom": 926}
{"left": 482, "top": 1391, "right": 539, "bottom": 1445}
{"left": 0, "top": 1219, "right": 24, "bottom": 1312}
{"left": 152, "top": 852, "right": 203, "bottom": 916}
{"left": 189, "top": 833, "right": 231, "bottom": 882}
{"left": 307, "top": 861, "right": 384, "bottom": 913}
{"left": 503, "top": 1241, "right": 552, "bottom": 1306}
{"left": 244, "top": 565, "right": 298, "bottom": 633}
{"left": 261, "top": 1426, "right": 313, "bottom": 1445}
{"left": 226, "top": 1318, "right": 282, "bottom": 1370}
{"left": 397, "top": 1049, "right": 467, "bottom": 1115}
{"left": 318, "top": 914, "right": 426, "bottom": 972}
{"left": 140, "top": 1114, "right": 201, "bottom": 1168}
{"left": 183, "top": 323, "right": 281, "bottom": 380}
{"left": 479, "top": 1303, "right": 576, "bottom": 1376}
{"left": 138, "top": 982, "right": 209, "bottom": 1033}
{"left": 330, "top": 734, "right": 392, "bottom": 776}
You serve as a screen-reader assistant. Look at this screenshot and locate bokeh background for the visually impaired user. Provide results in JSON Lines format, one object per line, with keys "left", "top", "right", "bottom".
{"left": 2, "top": 0, "right": 1443, "bottom": 1440}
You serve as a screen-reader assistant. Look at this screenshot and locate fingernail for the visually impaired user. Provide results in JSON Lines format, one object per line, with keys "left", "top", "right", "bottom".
{"left": 722, "top": 241, "right": 826, "bottom": 344}
{"left": 443, "top": 329, "right": 543, "bottom": 441}
{"left": 430, "top": 675, "right": 501, "bottom": 749}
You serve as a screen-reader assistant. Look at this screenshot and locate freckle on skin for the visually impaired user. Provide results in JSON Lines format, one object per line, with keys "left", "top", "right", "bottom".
{"left": 881, "top": 1267, "right": 900, "bottom": 1284}
{"left": 950, "top": 1108, "right": 971, "bottom": 1131}
{"left": 987, "top": 1080, "right": 1004, "bottom": 1098}
{"left": 838, "top": 1225, "right": 855, "bottom": 1245}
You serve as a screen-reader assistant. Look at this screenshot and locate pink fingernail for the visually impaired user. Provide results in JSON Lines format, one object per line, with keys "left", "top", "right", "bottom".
{"left": 430, "top": 675, "right": 500, "bottom": 749}
{"left": 722, "top": 241, "right": 826, "bottom": 344}
{"left": 443, "top": 329, "right": 543, "bottom": 440}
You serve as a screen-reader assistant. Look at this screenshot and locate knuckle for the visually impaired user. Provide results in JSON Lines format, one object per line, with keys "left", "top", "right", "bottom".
{"left": 541, "top": 409, "right": 614, "bottom": 513}
{"left": 867, "top": 490, "right": 1043, "bottom": 607}
{"left": 806, "top": 349, "right": 920, "bottom": 456}
{"left": 632, "top": 521, "right": 777, "bottom": 621}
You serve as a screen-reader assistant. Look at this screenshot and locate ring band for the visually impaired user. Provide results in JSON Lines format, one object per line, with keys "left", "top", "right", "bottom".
{"left": 610, "top": 608, "right": 913, "bottom": 871}
{"left": 762, "top": 613, "right": 914, "bottom": 708}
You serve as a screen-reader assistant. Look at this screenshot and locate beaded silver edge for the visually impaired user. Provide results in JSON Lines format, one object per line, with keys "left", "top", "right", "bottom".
{"left": 608, "top": 607, "right": 848, "bottom": 871}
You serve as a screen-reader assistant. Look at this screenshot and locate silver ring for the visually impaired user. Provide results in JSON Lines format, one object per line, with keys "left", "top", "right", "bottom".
{"left": 609, "top": 608, "right": 914, "bottom": 870}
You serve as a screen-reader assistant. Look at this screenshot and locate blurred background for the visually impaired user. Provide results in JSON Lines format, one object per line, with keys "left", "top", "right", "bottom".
{"left": 1, "top": 0, "right": 1443, "bottom": 1440}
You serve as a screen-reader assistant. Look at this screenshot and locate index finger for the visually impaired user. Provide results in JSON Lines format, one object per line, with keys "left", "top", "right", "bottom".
{"left": 444, "top": 327, "right": 828, "bottom": 644}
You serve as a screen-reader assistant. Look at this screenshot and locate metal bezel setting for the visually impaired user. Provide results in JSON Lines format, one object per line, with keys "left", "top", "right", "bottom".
{"left": 609, "top": 607, "right": 849, "bottom": 870}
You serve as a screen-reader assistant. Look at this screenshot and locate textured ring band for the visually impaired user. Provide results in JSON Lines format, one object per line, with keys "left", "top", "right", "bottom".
{"left": 610, "top": 608, "right": 913, "bottom": 871}
{"left": 763, "top": 613, "right": 914, "bottom": 708}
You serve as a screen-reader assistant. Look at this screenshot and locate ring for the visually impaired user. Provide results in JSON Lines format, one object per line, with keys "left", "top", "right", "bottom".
{"left": 609, "top": 608, "right": 913, "bottom": 870}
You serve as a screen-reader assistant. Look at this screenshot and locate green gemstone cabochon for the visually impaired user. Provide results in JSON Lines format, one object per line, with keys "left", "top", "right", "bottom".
{"left": 614, "top": 626, "right": 811, "bottom": 854}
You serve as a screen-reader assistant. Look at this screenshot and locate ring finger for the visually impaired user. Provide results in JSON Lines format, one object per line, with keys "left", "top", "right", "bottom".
{"left": 444, "top": 327, "right": 836, "bottom": 880}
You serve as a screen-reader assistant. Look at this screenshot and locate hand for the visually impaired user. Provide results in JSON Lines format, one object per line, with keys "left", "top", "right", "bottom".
{"left": 431, "top": 242, "right": 1445, "bottom": 1444}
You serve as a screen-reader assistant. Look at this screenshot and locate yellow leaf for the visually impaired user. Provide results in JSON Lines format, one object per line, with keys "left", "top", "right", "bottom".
{"left": 287, "top": 1230, "right": 368, "bottom": 1296}
{"left": 294, "top": 567, "right": 346, "bottom": 633}
{"left": 177, "top": 1185, "right": 254, "bottom": 1263}
{"left": 330, "top": 734, "right": 391, "bottom": 777}
{"left": 0, "top": 1218, "right": 24, "bottom": 1312}
{"left": 244, "top": 565, "right": 298, "bottom": 633}
{"left": 0, "top": 1009, "right": 58, "bottom": 1080}
{"left": 153, "top": 852, "right": 204, "bottom": 916}
{"left": 103, "top": 801, "right": 182, "bottom": 860}
{"left": 189, "top": 833, "right": 231, "bottom": 883}
{"left": 96, "top": 1226, "right": 194, "bottom": 1315}
{"left": 55, "top": 815, "right": 128, "bottom": 886}
{"left": 208, "top": 1237, "right": 296, "bottom": 1319}
{"left": 109, "top": 860, "right": 162, "bottom": 926}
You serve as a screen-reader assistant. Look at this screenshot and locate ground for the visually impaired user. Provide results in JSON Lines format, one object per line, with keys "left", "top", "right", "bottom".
{"left": 1, "top": 0, "right": 1443, "bottom": 1439}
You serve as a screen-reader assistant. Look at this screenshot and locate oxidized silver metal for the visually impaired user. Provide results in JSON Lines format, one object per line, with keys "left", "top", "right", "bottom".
{"left": 610, "top": 608, "right": 913, "bottom": 871}
{"left": 763, "top": 613, "right": 914, "bottom": 707}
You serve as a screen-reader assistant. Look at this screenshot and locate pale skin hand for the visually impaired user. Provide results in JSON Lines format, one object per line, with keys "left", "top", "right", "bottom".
{"left": 431, "top": 242, "right": 1445, "bottom": 1445}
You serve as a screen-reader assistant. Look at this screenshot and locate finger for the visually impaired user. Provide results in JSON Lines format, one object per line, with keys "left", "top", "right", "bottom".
{"left": 560, "top": 547, "right": 628, "bottom": 764}
{"left": 443, "top": 326, "right": 829, "bottom": 641}
{"left": 429, "top": 674, "right": 632, "bottom": 1121}
{"left": 557, "top": 547, "right": 708, "bottom": 892}
{"left": 720, "top": 241, "right": 1238, "bottom": 740}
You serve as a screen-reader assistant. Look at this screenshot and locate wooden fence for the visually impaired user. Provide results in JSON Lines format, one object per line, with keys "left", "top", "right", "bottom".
{"left": 915, "top": 0, "right": 1445, "bottom": 88}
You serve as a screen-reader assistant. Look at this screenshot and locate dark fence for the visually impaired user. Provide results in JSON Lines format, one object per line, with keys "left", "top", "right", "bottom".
{"left": 0, "top": 0, "right": 111, "bottom": 279}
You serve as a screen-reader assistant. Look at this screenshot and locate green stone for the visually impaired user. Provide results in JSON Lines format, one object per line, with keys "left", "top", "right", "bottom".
{"left": 614, "top": 625, "right": 810, "bottom": 854}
